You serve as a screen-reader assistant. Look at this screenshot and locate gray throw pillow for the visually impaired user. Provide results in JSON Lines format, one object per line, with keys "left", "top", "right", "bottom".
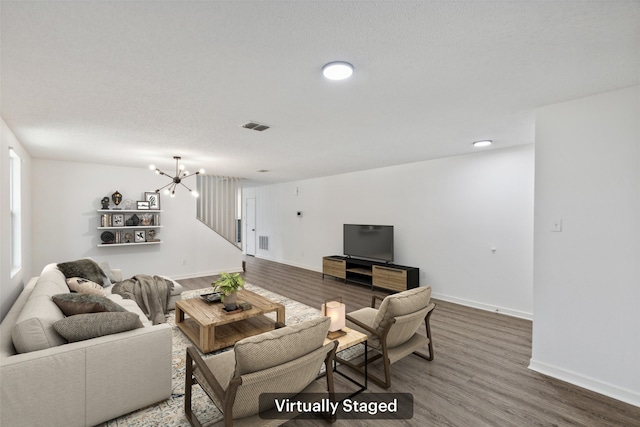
{"left": 52, "top": 293, "right": 126, "bottom": 316}
{"left": 98, "top": 260, "right": 116, "bottom": 284}
{"left": 53, "top": 312, "right": 143, "bottom": 342}
{"left": 57, "top": 258, "right": 111, "bottom": 287}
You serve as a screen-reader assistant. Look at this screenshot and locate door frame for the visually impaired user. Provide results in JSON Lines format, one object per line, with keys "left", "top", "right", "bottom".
{"left": 245, "top": 197, "right": 256, "bottom": 256}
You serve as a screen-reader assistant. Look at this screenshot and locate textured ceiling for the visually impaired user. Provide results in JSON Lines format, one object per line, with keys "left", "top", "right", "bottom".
{"left": 2, "top": 1, "right": 639, "bottom": 186}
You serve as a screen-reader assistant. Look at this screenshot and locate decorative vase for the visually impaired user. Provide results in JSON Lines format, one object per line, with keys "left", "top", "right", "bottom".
{"left": 125, "top": 214, "right": 140, "bottom": 226}
{"left": 223, "top": 292, "right": 237, "bottom": 311}
{"left": 140, "top": 213, "right": 152, "bottom": 226}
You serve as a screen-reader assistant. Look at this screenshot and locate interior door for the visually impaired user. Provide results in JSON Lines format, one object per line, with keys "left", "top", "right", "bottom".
{"left": 245, "top": 197, "right": 256, "bottom": 256}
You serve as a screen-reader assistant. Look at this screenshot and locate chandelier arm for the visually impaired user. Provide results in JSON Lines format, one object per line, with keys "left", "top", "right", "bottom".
{"left": 155, "top": 181, "right": 174, "bottom": 192}
{"left": 180, "top": 182, "right": 194, "bottom": 192}
{"left": 181, "top": 171, "right": 201, "bottom": 179}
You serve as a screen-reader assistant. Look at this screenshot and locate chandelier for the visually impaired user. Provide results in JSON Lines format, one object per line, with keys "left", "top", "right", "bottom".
{"left": 149, "top": 156, "right": 204, "bottom": 198}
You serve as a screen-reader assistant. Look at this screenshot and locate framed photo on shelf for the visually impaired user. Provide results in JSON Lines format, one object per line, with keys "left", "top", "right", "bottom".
{"left": 144, "top": 192, "right": 161, "bottom": 210}
{"left": 134, "top": 230, "right": 146, "bottom": 243}
{"left": 137, "top": 200, "right": 150, "bottom": 210}
{"left": 112, "top": 213, "right": 125, "bottom": 227}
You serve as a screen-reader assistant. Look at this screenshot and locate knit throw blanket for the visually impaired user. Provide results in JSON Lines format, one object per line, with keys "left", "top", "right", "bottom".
{"left": 112, "top": 275, "right": 174, "bottom": 325}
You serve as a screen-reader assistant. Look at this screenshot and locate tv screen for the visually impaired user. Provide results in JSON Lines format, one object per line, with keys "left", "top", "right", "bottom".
{"left": 343, "top": 224, "right": 394, "bottom": 262}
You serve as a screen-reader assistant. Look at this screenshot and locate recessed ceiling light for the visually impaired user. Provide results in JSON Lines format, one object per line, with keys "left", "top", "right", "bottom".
{"left": 257, "top": 169, "right": 269, "bottom": 173}
{"left": 322, "top": 61, "right": 354, "bottom": 80}
{"left": 473, "top": 140, "right": 492, "bottom": 147}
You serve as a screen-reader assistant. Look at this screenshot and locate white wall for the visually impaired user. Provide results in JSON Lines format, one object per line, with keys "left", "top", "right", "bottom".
{"left": 244, "top": 144, "right": 534, "bottom": 318}
{"left": 531, "top": 86, "right": 640, "bottom": 407}
{"left": 0, "top": 118, "right": 32, "bottom": 321}
{"left": 31, "top": 159, "right": 243, "bottom": 280}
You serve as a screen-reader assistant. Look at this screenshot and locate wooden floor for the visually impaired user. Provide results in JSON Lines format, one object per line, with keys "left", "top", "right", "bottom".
{"left": 178, "top": 256, "right": 640, "bottom": 427}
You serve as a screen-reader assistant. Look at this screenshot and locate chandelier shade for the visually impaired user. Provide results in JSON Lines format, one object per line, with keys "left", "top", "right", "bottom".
{"left": 150, "top": 156, "right": 204, "bottom": 198}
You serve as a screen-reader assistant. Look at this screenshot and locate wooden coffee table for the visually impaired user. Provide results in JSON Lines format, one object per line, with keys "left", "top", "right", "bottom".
{"left": 175, "top": 289, "right": 285, "bottom": 353}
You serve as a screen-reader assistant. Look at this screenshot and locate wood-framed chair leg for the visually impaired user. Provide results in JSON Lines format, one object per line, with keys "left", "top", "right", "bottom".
{"left": 184, "top": 347, "right": 203, "bottom": 427}
{"left": 324, "top": 341, "right": 338, "bottom": 424}
{"left": 422, "top": 303, "right": 436, "bottom": 361}
{"left": 379, "top": 339, "right": 392, "bottom": 389}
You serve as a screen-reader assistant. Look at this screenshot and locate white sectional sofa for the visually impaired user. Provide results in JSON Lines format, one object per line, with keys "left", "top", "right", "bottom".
{"left": 0, "top": 262, "right": 183, "bottom": 427}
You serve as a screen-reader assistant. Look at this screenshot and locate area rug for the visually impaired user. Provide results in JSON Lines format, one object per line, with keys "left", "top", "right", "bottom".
{"left": 102, "top": 283, "right": 323, "bottom": 427}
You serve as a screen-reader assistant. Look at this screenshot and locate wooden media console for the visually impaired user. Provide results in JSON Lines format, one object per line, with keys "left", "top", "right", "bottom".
{"left": 322, "top": 256, "right": 419, "bottom": 292}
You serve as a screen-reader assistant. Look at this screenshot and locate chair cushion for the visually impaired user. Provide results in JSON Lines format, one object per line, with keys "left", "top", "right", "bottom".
{"left": 346, "top": 307, "right": 382, "bottom": 347}
{"left": 374, "top": 286, "right": 432, "bottom": 331}
{"left": 194, "top": 349, "right": 236, "bottom": 409}
{"left": 233, "top": 342, "right": 334, "bottom": 419}
{"left": 233, "top": 317, "right": 330, "bottom": 376}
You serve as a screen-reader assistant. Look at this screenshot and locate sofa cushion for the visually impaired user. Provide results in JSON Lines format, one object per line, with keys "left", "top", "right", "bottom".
{"left": 36, "top": 264, "right": 70, "bottom": 293}
{"left": 52, "top": 293, "right": 126, "bottom": 316}
{"left": 29, "top": 279, "right": 70, "bottom": 299}
{"left": 12, "top": 295, "right": 66, "bottom": 353}
{"left": 233, "top": 316, "right": 330, "bottom": 376}
{"left": 108, "top": 294, "right": 152, "bottom": 327}
{"left": 66, "top": 277, "right": 107, "bottom": 296}
{"left": 53, "top": 312, "right": 143, "bottom": 342}
{"left": 57, "top": 258, "right": 111, "bottom": 287}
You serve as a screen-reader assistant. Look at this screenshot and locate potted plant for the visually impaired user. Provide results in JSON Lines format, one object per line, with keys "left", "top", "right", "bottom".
{"left": 212, "top": 272, "right": 245, "bottom": 310}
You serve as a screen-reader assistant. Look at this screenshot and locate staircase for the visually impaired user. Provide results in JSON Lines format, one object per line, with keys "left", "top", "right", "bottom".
{"left": 196, "top": 175, "right": 243, "bottom": 248}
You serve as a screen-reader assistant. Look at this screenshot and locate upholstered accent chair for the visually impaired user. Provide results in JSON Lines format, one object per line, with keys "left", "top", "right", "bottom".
{"left": 340, "top": 286, "right": 435, "bottom": 389}
{"left": 185, "top": 317, "right": 338, "bottom": 427}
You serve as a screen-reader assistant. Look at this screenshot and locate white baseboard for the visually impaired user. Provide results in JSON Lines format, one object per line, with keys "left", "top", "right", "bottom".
{"left": 170, "top": 267, "right": 243, "bottom": 281}
{"left": 431, "top": 292, "right": 533, "bottom": 320}
{"left": 528, "top": 359, "right": 640, "bottom": 408}
{"left": 254, "top": 254, "right": 320, "bottom": 273}
{"left": 251, "top": 257, "right": 533, "bottom": 320}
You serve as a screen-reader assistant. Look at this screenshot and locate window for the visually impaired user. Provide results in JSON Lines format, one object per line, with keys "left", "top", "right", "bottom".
{"left": 9, "top": 148, "right": 21, "bottom": 276}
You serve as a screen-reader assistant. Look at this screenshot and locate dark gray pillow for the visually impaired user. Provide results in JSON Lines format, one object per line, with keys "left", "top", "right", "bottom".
{"left": 53, "top": 312, "right": 143, "bottom": 342}
{"left": 98, "top": 260, "right": 116, "bottom": 284}
{"left": 52, "top": 293, "right": 126, "bottom": 316}
{"left": 57, "top": 259, "right": 110, "bottom": 287}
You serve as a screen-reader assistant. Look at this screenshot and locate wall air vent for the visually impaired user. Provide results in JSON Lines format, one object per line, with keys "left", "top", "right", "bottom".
{"left": 259, "top": 236, "right": 269, "bottom": 250}
{"left": 242, "top": 122, "right": 270, "bottom": 131}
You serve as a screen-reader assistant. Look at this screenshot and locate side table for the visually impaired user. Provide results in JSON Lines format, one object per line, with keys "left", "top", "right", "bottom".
{"left": 324, "top": 327, "right": 368, "bottom": 397}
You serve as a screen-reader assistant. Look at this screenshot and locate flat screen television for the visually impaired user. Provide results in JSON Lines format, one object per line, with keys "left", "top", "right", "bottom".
{"left": 343, "top": 224, "right": 394, "bottom": 262}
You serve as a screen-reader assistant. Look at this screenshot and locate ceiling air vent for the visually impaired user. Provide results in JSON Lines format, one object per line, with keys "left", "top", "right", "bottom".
{"left": 242, "top": 122, "right": 270, "bottom": 131}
